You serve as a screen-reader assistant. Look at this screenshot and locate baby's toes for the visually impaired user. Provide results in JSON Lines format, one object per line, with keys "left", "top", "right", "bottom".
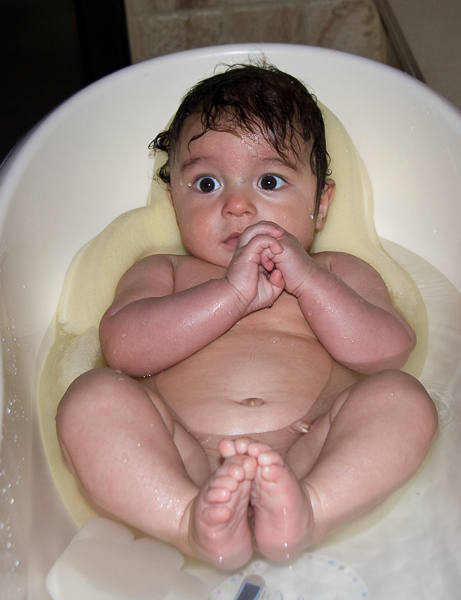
{"left": 208, "top": 473, "right": 240, "bottom": 493}
{"left": 219, "top": 438, "right": 252, "bottom": 458}
{"left": 205, "top": 484, "right": 233, "bottom": 504}
{"left": 256, "top": 449, "right": 284, "bottom": 468}
{"left": 233, "top": 437, "right": 255, "bottom": 455}
{"left": 218, "top": 439, "right": 238, "bottom": 458}
{"left": 246, "top": 441, "right": 274, "bottom": 459}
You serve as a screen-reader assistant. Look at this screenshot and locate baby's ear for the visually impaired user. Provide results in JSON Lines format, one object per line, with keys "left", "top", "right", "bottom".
{"left": 315, "top": 179, "right": 335, "bottom": 230}
{"left": 167, "top": 186, "right": 174, "bottom": 206}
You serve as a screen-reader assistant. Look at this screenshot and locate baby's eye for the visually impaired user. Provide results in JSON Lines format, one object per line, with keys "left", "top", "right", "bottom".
{"left": 194, "top": 176, "right": 221, "bottom": 193}
{"left": 258, "top": 174, "right": 285, "bottom": 190}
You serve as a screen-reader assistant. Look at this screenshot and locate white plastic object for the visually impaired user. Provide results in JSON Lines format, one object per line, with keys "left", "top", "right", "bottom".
{"left": 0, "top": 44, "right": 460, "bottom": 599}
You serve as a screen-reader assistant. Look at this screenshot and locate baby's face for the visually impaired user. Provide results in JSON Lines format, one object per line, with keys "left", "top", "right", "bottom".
{"left": 168, "top": 115, "right": 332, "bottom": 267}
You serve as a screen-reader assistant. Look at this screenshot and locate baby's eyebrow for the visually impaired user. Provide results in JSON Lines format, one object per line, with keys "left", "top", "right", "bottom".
{"left": 259, "top": 156, "right": 301, "bottom": 172}
{"left": 178, "top": 156, "right": 214, "bottom": 174}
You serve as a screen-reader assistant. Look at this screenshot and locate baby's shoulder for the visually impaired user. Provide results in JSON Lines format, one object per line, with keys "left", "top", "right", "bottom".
{"left": 171, "top": 254, "right": 226, "bottom": 290}
{"left": 311, "top": 250, "right": 389, "bottom": 295}
{"left": 311, "top": 250, "right": 369, "bottom": 271}
{"left": 127, "top": 253, "right": 224, "bottom": 291}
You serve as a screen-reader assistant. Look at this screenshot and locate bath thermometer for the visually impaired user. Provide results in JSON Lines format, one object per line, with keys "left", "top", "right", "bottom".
{"left": 210, "top": 555, "right": 369, "bottom": 599}
{"left": 232, "top": 574, "right": 299, "bottom": 600}
{"left": 233, "top": 574, "right": 265, "bottom": 599}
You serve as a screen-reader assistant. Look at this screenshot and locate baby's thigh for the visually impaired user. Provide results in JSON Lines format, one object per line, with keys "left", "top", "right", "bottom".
{"left": 329, "top": 369, "right": 436, "bottom": 428}
{"left": 57, "top": 368, "right": 211, "bottom": 487}
{"left": 286, "top": 370, "right": 437, "bottom": 479}
{"left": 58, "top": 367, "right": 175, "bottom": 435}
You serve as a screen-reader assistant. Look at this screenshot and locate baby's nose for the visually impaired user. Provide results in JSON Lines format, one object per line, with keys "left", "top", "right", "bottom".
{"left": 222, "top": 189, "right": 257, "bottom": 217}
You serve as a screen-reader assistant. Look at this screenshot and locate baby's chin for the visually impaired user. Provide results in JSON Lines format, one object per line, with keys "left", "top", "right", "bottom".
{"left": 188, "top": 247, "right": 232, "bottom": 269}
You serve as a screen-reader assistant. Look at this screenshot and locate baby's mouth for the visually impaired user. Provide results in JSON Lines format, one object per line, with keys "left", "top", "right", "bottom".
{"left": 224, "top": 232, "right": 240, "bottom": 248}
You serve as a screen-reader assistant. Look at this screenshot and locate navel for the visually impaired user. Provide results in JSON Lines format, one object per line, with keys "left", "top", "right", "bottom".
{"left": 241, "top": 397, "right": 265, "bottom": 407}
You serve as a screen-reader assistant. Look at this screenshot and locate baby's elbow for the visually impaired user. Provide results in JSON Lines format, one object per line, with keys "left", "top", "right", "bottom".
{"left": 99, "top": 317, "right": 116, "bottom": 364}
{"left": 99, "top": 320, "right": 161, "bottom": 377}
{"left": 99, "top": 331, "right": 125, "bottom": 372}
{"left": 99, "top": 318, "right": 135, "bottom": 374}
{"left": 354, "top": 334, "right": 417, "bottom": 375}
{"left": 392, "top": 326, "right": 418, "bottom": 370}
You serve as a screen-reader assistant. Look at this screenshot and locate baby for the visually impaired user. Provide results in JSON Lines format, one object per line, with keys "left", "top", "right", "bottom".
{"left": 57, "top": 63, "right": 438, "bottom": 570}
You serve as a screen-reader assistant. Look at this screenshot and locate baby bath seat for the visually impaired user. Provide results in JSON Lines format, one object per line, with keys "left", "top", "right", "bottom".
{"left": 0, "top": 44, "right": 460, "bottom": 599}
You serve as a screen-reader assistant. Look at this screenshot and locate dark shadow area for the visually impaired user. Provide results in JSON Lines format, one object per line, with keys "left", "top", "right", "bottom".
{"left": 0, "top": 0, "right": 131, "bottom": 164}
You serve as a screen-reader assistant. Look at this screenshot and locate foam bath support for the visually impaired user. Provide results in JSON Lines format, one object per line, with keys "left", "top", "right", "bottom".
{"left": 38, "top": 95, "right": 428, "bottom": 530}
{"left": 0, "top": 45, "right": 460, "bottom": 599}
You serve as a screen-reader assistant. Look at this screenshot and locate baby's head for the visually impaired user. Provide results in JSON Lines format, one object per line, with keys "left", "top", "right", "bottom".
{"left": 151, "top": 62, "right": 330, "bottom": 213}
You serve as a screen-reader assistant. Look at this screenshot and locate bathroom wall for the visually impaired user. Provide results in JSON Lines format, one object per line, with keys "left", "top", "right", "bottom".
{"left": 124, "top": 0, "right": 388, "bottom": 64}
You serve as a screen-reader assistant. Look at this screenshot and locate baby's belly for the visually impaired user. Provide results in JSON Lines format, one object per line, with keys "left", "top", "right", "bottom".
{"left": 150, "top": 329, "right": 358, "bottom": 439}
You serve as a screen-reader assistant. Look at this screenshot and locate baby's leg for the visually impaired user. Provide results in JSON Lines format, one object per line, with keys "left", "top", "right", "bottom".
{"left": 228, "top": 370, "right": 437, "bottom": 562}
{"left": 290, "top": 370, "right": 437, "bottom": 547}
{"left": 57, "top": 369, "right": 254, "bottom": 569}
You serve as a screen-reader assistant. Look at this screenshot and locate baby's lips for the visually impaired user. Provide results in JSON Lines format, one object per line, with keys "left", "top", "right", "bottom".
{"left": 223, "top": 232, "right": 241, "bottom": 248}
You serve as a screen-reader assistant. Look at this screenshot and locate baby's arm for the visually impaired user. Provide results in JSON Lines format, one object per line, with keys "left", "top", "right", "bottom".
{"left": 100, "top": 236, "right": 283, "bottom": 377}
{"left": 296, "top": 251, "right": 416, "bottom": 373}
{"left": 242, "top": 222, "right": 416, "bottom": 374}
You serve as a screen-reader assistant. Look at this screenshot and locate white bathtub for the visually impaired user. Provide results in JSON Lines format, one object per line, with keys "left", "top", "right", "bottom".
{"left": 1, "top": 44, "right": 460, "bottom": 599}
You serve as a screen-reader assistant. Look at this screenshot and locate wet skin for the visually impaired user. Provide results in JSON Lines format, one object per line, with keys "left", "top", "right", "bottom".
{"left": 57, "top": 118, "right": 438, "bottom": 569}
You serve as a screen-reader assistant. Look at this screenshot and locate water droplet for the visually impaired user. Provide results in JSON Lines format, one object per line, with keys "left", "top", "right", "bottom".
{"left": 121, "top": 332, "right": 127, "bottom": 338}
{"left": 269, "top": 336, "right": 280, "bottom": 344}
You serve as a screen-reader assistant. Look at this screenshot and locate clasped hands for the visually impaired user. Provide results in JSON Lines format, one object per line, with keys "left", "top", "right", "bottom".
{"left": 226, "top": 221, "right": 318, "bottom": 314}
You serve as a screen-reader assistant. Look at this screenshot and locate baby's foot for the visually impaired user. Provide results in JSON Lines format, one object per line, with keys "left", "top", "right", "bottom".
{"left": 189, "top": 446, "right": 257, "bottom": 570}
{"left": 248, "top": 442, "right": 315, "bottom": 562}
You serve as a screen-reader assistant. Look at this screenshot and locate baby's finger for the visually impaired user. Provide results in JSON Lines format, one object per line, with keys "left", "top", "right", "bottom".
{"left": 260, "top": 246, "right": 278, "bottom": 272}
{"left": 238, "top": 222, "right": 284, "bottom": 246}
{"left": 269, "top": 269, "right": 285, "bottom": 289}
{"left": 238, "top": 234, "right": 284, "bottom": 259}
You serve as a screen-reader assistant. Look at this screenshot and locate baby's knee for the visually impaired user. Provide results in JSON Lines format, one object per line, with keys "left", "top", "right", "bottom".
{"left": 372, "top": 369, "right": 438, "bottom": 442}
{"left": 57, "top": 368, "right": 126, "bottom": 438}
{"left": 334, "top": 370, "right": 437, "bottom": 441}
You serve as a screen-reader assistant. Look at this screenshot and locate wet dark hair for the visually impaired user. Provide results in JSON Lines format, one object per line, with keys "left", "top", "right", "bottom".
{"left": 149, "top": 61, "right": 330, "bottom": 211}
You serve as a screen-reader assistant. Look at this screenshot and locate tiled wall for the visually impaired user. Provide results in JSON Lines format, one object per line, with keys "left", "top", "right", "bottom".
{"left": 125, "top": 0, "right": 387, "bottom": 64}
